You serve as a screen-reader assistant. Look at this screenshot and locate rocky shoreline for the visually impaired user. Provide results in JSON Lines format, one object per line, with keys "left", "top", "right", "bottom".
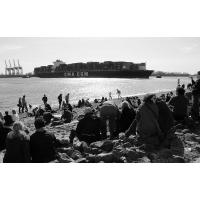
{"left": 1, "top": 91, "right": 200, "bottom": 163}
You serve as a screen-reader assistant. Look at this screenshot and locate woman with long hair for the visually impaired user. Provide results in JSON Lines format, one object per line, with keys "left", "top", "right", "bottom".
{"left": 3, "top": 121, "right": 30, "bottom": 163}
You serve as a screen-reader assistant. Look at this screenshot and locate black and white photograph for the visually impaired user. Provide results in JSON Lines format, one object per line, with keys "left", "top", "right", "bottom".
{"left": 0, "top": 1, "right": 200, "bottom": 200}
{"left": 1, "top": 37, "right": 200, "bottom": 163}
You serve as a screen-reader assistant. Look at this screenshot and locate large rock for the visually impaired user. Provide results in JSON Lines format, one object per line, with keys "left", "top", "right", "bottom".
{"left": 184, "top": 133, "right": 197, "bottom": 142}
{"left": 86, "top": 154, "right": 96, "bottom": 163}
{"left": 75, "top": 158, "right": 88, "bottom": 163}
{"left": 89, "top": 148, "right": 102, "bottom": 154}
{"left": 168, "top": 155, "right": 185, "bottom": 163}
{"left": 112, "top": 146, "right": 127, "bottom": 160}
{"left": 96, "top": 152, "right": 114, "bottom": 163}
{"left": 90, "top": 141, "right": 104, "bottom": 149}
{"left": 137, "top": 156, "right": 151, "bottom": 163}
{"left": 170, "top": 136, "right": 184, "bottom": 156}
{"left": 90, "top": 140, "right": 113, "bottom": 152}
{"left": 71, "top": 150, "right": 83, "bottom": 160}
{"left": 101, "top": 140, "right": 114, "bottom": 152}
{"left": 182, "top": 129, "right": 191, "bottom": 134}
{"left": 125, "top": 147, "right": 146, "bottom": 162}
{"left": 57, "top": 153, "right": 74, "bottom": 163}
{"left": 126, "top": 135, "right": 137, "bottom": 145}
{"left": 122, "top": 142, "right": 132, "bottom": 148}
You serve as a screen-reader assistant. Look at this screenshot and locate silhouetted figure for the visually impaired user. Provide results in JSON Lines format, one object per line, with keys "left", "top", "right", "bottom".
{"left": 74, "top": 107, "right": 102, "bottom": 144}
{"left": 22, "top": 95, "right": 28, "bottom": 113}
{"left": 4, "top": 111, "right": 14, "bottom": 127}
{"left": 30, "top": 117, "right": 58, "bottom": 162}
{"left": 168, "top": 87, "right": 189, "bottom": 123}
{"left": 17, "top": 97, "right": 22, "bottom": 113}
{"left": 58, "top": 94, "right": 62, "bottom": 110}
{"left": 42, "top": 94, "right": 48, "bottom": 104}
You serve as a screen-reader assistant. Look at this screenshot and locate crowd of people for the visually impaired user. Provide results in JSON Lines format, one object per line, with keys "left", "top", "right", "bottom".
{"left": 1, "top": 75, "right": 200, "bottom": 162}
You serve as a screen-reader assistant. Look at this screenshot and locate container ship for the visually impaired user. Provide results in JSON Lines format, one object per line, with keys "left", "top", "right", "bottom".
{"left": 34, "top": 60, "right": 153, "bottom": 78}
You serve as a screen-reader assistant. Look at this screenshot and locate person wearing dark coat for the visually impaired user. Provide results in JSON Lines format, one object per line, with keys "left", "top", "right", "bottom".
{"left": 58, "top": 94, "right": 62, "bottom": 110}
{"left": 119, "top": 101, "right": 136, "bottom": 132}
{"left": 156, "top": 98, "right": 174, "bottom": 137}
{"left": 4, "top": 111, "right": 14, "bottom": 126}
{"left": 75, "top": 107, "right": 102, "bottom": 144}
{"left": 30, "top": 117, "right": 58, "bottom": 162}
{"left": 3, "top": 121, "right": 30, "bottom": 163}
{"left": 168, "top": 87, "right": 189, "bottom": 122}
{"left": 61, "top": 109, "right": 73, "bottom": 123}
{"left": 42, "top": 94, "right": 48, "bottom": 104}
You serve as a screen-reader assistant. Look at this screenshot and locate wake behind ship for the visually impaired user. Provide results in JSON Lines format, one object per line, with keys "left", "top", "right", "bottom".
{"left": 34, "top": 60, "right": 153, "bottom": 78}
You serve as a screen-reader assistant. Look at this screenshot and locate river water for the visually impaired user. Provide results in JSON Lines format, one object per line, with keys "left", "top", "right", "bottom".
{"left": 0, "top": 76, "right": 191, "bottom": 112}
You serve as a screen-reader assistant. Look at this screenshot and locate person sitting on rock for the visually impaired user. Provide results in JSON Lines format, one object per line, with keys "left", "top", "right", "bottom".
{"left": 168, "top": 87, "right": 189, "bottom": 123}
{"left": 4, "top": 111, "right": 14, "bottom": 127}
{"left": 134, "top": 94, "right": 164, "bottom": 150}
{"left": 156, "top": 98, "right": 174, "bottom": 139}
{"left": 74, "top": 107, "right": 102, "bottom": 144}
{"left": 62, "top": 98, "right": 73, "bottom": 112}
{"left": 100, "top": 100, "right": 120, "bottom": 139}
{"left": 30, "top": 117, "right": 59, "bottom": 162}
{"left": 61, "top": 108, "right": 73, "bottom": 123}
{"left": 119, "top": 101, "right": 136, "bottom": 132}
{"left": 11, "top": 109, "right": 19, "bottom": 122}
{"left": 3, "top": 121, "right": 30, "bottom": 163}
{"left": 44, "top": 102, "right": 52, "bottom": 112}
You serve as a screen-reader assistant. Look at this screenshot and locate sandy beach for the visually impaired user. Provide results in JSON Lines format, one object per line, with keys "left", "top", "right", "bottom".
{"left": 1, "top": 90, "right": 200, "bottom": 163}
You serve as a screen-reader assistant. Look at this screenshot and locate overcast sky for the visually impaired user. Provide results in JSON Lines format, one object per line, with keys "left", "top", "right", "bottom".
{"left": 0, "top": 37, "right": 199, "bottom": 74}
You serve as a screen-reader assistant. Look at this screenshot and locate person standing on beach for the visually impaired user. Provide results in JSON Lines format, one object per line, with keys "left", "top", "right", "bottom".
{"left": 42, "top": 94, "right": 48, "bottom": 104}
{"left": 22, "top": 95, "right": 28, "bottom": 113}
{"left": 62, "top": 94, "right": 72, "bottom": 112}
{"left": 58, "top": 94, "right": 62, "bottom": 110}
{"left": 109, "top": 92, "right": 112, "bottom": 100}
{"left": 17, "top": 97, "right": 22, "bottom": 113}
{"left": 116, "top": 89, "right": 121, "bottom": 99}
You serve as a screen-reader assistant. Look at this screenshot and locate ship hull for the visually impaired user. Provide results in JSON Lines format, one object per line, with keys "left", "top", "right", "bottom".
{"left": 35, "top": 70, "right": 153, "bottom": 78}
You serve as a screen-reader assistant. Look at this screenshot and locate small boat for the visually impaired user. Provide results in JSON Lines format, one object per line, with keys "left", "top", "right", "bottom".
{"left": 156, "top": 75, "right": 162, "bottom": 78}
